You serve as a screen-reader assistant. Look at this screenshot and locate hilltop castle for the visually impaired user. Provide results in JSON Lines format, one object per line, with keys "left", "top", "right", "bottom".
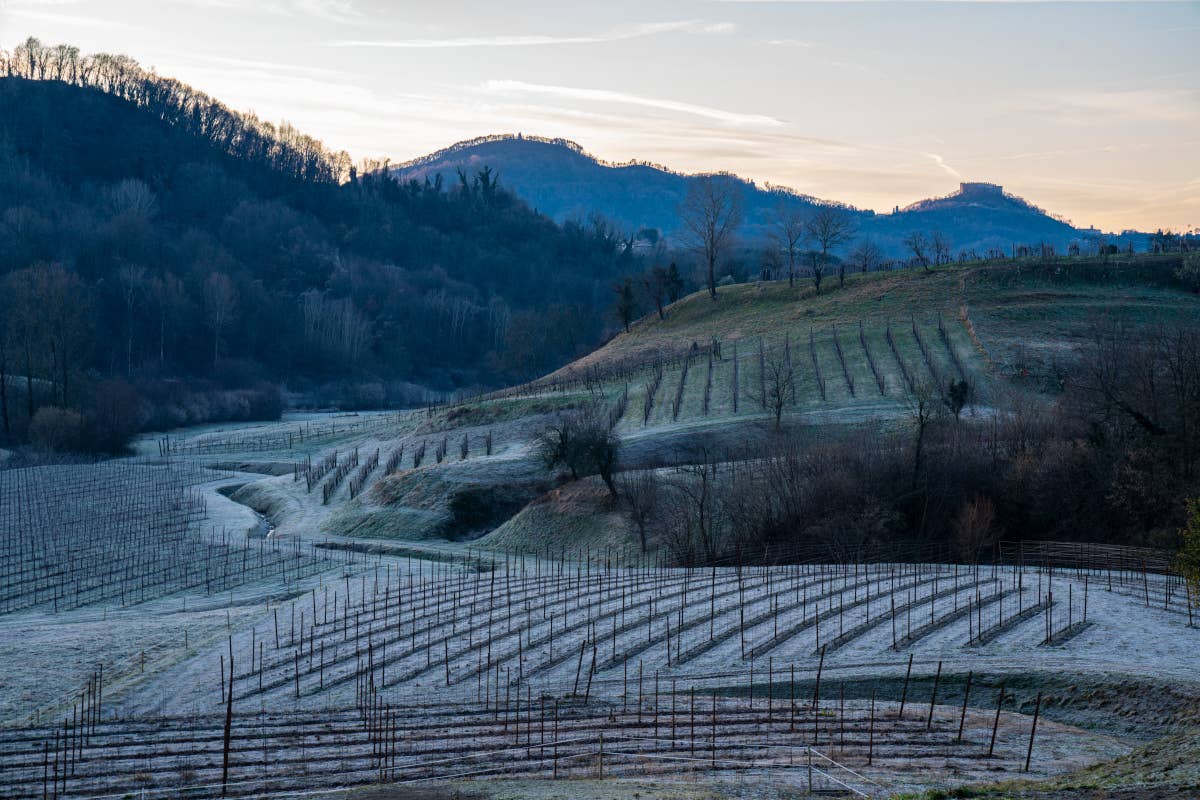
{"left": 957, "top": 182, "right": 1004, "bottom": 197}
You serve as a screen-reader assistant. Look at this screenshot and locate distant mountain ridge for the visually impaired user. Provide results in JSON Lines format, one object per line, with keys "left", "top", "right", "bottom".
{"left": 394, "top": 135, "right": 1112, "bottom": 258}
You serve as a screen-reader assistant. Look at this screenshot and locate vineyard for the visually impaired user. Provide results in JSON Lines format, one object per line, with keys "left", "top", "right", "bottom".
{"left": 0, "top": 503, "right": 1193, "bottom": 797}
{"left": 2, "top": 260, "right": 1199, "bottom": 798}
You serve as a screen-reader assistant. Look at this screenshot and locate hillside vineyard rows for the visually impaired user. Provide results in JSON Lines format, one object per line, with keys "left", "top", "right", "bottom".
{"left": 0, "top": 413, "right": 1196, "bottom": 798}
{"left": 2, "top": 257, "right": 1199, "bottom": 796}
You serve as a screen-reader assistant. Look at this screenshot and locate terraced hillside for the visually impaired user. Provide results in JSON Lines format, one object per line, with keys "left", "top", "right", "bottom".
{"left": 537, "top": 255, "right": 1196, "bottom": 427}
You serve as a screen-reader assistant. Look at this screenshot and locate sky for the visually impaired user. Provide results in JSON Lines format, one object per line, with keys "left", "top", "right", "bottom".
{"left": 1, "top": 1, "right": 1197, "bottom": 232}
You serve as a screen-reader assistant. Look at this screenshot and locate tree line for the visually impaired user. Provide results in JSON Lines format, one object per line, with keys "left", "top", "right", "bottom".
{"left": 0, "top": 39, "right": 651, "bottom": 452}
{"left": 538, "top": 317, "right": 1200, "bottom": 561}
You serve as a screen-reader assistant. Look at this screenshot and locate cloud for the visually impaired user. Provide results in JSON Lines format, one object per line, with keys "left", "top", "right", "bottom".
{"left": 163, "top": 0, "right": 360, "bottom": 23}
{"left": 767, "top": 38, "right": 817, "bottom": 47}
{"left": 478, "top": 79, "right": 784, "bottom": 128}
{"left": 1, "top": 0, "right": 140, "bottom": 30}
{"left": 1038, "top": 88, "right": 1200, "bottom": 125}
{"left": 330, "top": 19, "right": 734, "bottom": 48}
{"left": 923, "top": 152, "right": 962, "bottom": 179}
{"left": 175, "top": 52, "right": 348, "bottom": 79}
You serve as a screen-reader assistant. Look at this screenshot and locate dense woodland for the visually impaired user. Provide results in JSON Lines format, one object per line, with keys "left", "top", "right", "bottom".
{"left": 0, "top": 39, "right": 646, "bottom": 451}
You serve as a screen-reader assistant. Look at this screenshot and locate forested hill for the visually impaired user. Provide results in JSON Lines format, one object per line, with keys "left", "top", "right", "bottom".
{"left": 394, "top": 135, "right": 1112, "bottom": 257}
{"left": 0, "top": 39, "right": 641, "bottom": 449}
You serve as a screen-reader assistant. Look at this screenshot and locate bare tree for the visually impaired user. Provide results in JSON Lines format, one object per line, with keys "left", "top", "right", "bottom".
{"left": 117, "top": 265, "right": 146, "bottom": 376}
{"left": 300, "top": 291, "right": 373, "bottom": 367}
{"left": 613, "top": 277, "right": 637, "bottom": 332}
{"left": 203, "top": 272, "right": 238, "bottom": 365}
{"left": 642, "top": 265, "right": 669, "bottom": 320}
{"left": 904, "top": 378, "right": 941, "bottom": 489}
{"left": 931, "top": 231, "right": 953, "bottom": 266}
{"left": 806, "top": 207, "right": 857, "bottom": 290}
{"left": 536, "top": 404, "right": 622, "bottom": 500}
{"left": 149, "top": 272, "right": 187, "bottom": 369}
{"left": 752, "top": 348, "right": 796, "bottom": 430}
{"left": 3, "top": 269, "right": 41, "bottom": 421}
{"left": 806, "top": 250, "right": 825, "bottom": 294}
{"left": 1069, "top": 318, "right": 1200, "bottom": 480}
{"left": 618, "top": 470, "right": 660, "bottom": 552}
{"left": 850, "top": 240, "right": 884, "bottom": 273}
{"left": 660, "top": 454, "right": 724, "bottom": 565}
{"left": 0, "top": 292, "right": 9, "bottom": 438}
{"left": 770, "top": 205, "right": 806, "bottom": 287}
{"left": 952, "top": 495, "right": 998, "bottom": 563}
{"left": 31, "top": 263, "right": 90, "bottom": 407}
{"left": 679, "top": 176, "right": 742, "bottom": 301}
{"left": 760, "top": 246, "right": 782, "bottom": 282}
{"left": 905, "top": 232, "right": 932, "bottom": 271}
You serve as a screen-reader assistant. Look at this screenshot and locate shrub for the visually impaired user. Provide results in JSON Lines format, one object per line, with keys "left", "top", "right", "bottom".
{"left": 88, "top": 379, "right": 140, "bottom": 452}
{"left": 1177, "top": 498, "right": 1200, "bottom": 607}
{"left": 1174, "top": 253, "right": 1200, "bottom": 293}
{"left": 28, "top": 406, "right": 89, "bottom": 452}
{"left": 536, "top": 404, "right": 621, "bottom": 500}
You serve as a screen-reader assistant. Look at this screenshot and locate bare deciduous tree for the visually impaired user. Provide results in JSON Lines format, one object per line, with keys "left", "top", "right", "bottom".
{"left": 904, "top": 378, "right": 941, "bottom": 488}
{"left": 770, "top": 205, "right": 806, "bottom": 287}
{"left": 952, "top": 495, "right": 998, "bottom": 563}
{"left": 679, "top": 176, "right": 742, "bottom": 301}
{"left": 0, "top": 291, "right": 10, "bottom": 438}
{"left": 618, "top": 470, "right": 660, "bottom": 552}
{"left": 642, "top": 265, "right": 669, "bottom": 320}
{"left": 932, "top": 231, "right": 953, "bottom": 266}
{"left": 806, "top": 207, "right": 856, "bottom": 290}
{"left": 24, "top": 263, "right": 90, "bottom": 407}
{"left": 850, "top": 240, "right": 884, "bottom": 273}
{"left": 149, "top": 272, "right": 187, "bottom": 369}
{"left": 752, "top": 348, "right": 796, "bottom": 430}
{"left": 536, "top": 404, "right": 622, "bottom": 500}
{"left": 203, "top": 271, "right": 238, "bottom": 365}
{"left": 613, "top": 277, "right": 637, "bottom": 332}
{"left": 117, "top": 265, "right": 146, "bottom": 376}
{"left": 905, "top": 232, "right": 932, "bottom": 271}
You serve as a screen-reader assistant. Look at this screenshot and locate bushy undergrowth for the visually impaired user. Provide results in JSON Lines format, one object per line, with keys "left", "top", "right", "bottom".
{"left": 633, "top": 318, "right": 1200, "bottom": 563}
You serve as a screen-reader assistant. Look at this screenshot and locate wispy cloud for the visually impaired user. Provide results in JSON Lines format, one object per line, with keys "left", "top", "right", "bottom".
{"left": 1022, "top": 88, "right": 1200, "bottom": 125}
{"left": 923, "top": 152, "right": 962, "bottom": 179}
{"left": 478, "top": 79, "right": 783, "bottom": 128}
{"left": 164, "top": 0, "right": 360, "bottom": 24}
{"left": 1, "top": 1, "right": 141, "bottom": 31}
{"left": 174, "top": 52, "right": 348, "bottom": 79}
{"left": 330, "top": 19, "right": 734, "bottom": 48}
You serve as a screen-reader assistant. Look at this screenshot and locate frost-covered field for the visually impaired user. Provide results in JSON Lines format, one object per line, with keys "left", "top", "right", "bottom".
{"left": 1, "top": 549, "right": 1192, "bottom": 797}
{"left": 1, "top": 414, "right": 1197, "bottom": 799}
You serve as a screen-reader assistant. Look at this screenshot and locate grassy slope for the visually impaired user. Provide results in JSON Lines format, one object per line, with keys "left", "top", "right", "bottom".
{"left": 542, "top": 256, "right": 1193, "bottom": 426}
{"left": 329, "top": 256, "right": 1198, "bottom": 549}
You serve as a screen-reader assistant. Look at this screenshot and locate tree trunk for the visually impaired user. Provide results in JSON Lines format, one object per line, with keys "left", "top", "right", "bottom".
{"left": 126, "top": 307, "right": 133, "bottom": 377}
{"left": 0, "top": 344, "right": 9, "bottom": 437}
{"left": 912, "top": 421, "right": 926, "bottom": 490}
{"left": 60, "top": 340, "right": 68, "bottom": 407}
{"left": 23, "top": 340, "right": 34, "bottom": 422}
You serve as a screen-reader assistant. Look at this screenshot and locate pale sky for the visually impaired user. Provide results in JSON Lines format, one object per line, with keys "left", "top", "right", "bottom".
{"left": 2, "top": 0, "right": 1197, "bottom": 232}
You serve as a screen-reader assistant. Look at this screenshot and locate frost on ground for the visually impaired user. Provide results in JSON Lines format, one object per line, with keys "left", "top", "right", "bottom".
{"left": 1, "top": 411, "right": 1197, "bottom": 798}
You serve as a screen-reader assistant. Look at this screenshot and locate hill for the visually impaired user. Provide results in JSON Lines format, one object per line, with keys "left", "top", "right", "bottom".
{"left": 0, "top": 40, "right": 643, "bottom": 450}
{"left": 393, "top": 135, "right": 1118, "bottom": 258}
{"left": 301, "top": 253, "right": 1200, "bottom": 559}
